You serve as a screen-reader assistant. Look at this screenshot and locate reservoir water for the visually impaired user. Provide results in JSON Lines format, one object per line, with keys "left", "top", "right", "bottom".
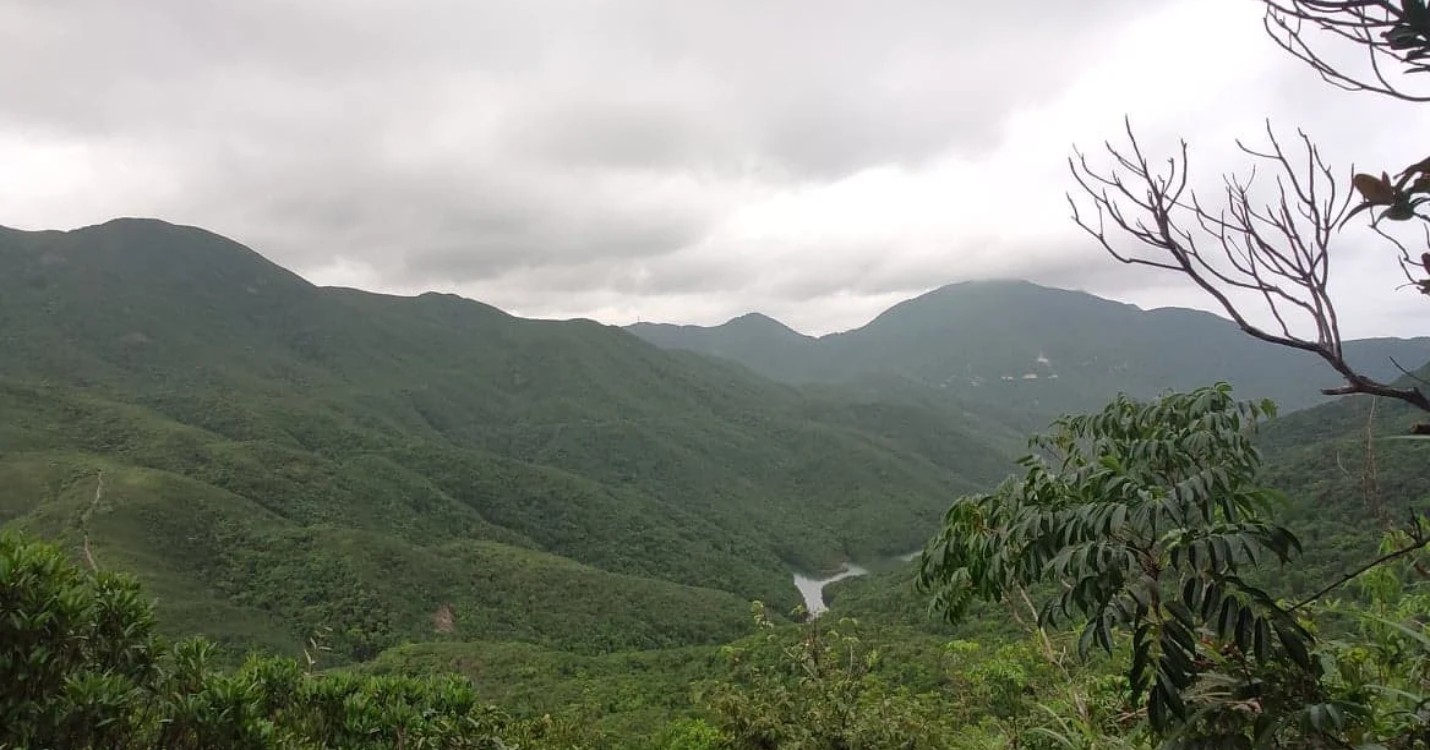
{"left": 792, "top": 564, "right": 869, "bottom": 616}
{"left": 791, "top": 549, "right": 922, "bottom": 616}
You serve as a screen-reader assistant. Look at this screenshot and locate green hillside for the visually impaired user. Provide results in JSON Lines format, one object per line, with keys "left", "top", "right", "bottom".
{"left": 821, "top": 373, "right": 1430, "bottom": 641}
{"left": 0, "top": 218, "right": 1015, "bottom": 661}
{"left": 630, "top": 313, "right": 823, "bottom": 384}
{"left": 1255, "top": 382, "right": 1430, "bottom": 594}
{"left": 631, "top": 279, "right": 1430, "bottom": 426}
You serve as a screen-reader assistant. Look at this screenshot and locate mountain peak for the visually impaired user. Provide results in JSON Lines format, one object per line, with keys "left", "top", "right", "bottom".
{"left": 720, "top": 312, "right": 804, "bottom": 336}
{"left": 72, "top": 217, "right": 247, "bottom": 247}
{"left": 5, "top": 216, "right": 314, "bottom": 291}
{"left": 932, "top": 278, "right": 1044, "bottom": 291}
{"left": 634, "top": 278, "right": 1430, "bottom": 417}
{"left": 919, "top": 278, "right": 1122, "bottom": 305}
{"left": 85, "top": 216, "right": 185, "bottom": 231}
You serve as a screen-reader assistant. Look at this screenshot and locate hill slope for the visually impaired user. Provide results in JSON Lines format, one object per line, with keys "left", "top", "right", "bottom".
{"left": 0, "top": 218, "right": 1016, "bottom": 660}
{"left": 820, "top": 370, "right": 1430, "bottom": 635}
{"left": 629, "top": 313, "right": 822, "bottom": 384}
{"left": 630, "top": 280, "right": 1430, "bottom": 424}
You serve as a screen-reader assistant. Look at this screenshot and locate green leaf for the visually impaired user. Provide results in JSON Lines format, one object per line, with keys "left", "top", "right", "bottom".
{"left": 1165, "top": 599, "right": 1196, "bottom": 629}
{"left": 1218, "top": 596, "right": 1238, "bottom": 640}
{"left": 1253, "top": 617, "right": 1269, "bottom": 662}
{"left": 1199, "top": 581, "right": 1222, "bottom": 621}
{"left": 1235, "top": 606, "right": 1254, "bottom": 652}
{"left": 1181, "top": 578, "right": 1201, "bottom": 610}
{"left": 1275, "top": 621, "right": 1312, "bottom": 670}
{"left": 1130, "top": 624, "right": 1153, "bottom": 703}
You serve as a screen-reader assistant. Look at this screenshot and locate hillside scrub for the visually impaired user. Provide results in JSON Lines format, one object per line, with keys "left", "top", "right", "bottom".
{"left": 8, "top": 384, "right": 1430, "bottom": 749}
{"left": 919, "top": 385, "right": 1430, "bottom": 748}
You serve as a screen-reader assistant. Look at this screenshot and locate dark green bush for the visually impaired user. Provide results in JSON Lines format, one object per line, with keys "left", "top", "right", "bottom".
{"left": 0, "top": 531, "right": 597, "bottom": 750}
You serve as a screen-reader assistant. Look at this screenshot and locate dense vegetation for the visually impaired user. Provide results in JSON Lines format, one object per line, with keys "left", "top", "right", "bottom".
{"left": 911, "top": 385, "right": 1430, "bottom": 747}
{"left": 4, "top": 218, "right": 1430, "bottom": 748}
{"left": 715, "top": 386, "right": 1430, "bottom": 748}
{"left": 0, "top": 531, "right": 607, "bottom": 749}
{"left": 0, "top": 218, "right": 1016, "bottom": 661}
{"left": 8, "top": 376, "right": 1430, "bottom": 749}
{"left": 0, "top": 529, "right": 1181, "bottom": 749}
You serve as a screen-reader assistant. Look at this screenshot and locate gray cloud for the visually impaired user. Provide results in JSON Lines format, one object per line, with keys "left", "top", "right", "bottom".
{"left": 2, "top": 0, "right": 1426, "bottom": 340}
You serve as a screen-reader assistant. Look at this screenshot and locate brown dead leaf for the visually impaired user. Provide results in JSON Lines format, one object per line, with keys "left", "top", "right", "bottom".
{"left": 1353, "top": 173, "right": 1398, "bottom": 205}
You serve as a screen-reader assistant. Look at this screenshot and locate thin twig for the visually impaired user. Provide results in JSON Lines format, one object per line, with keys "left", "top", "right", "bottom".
{"left": 1068, "top": 120, "right": 1430, "bottom": 416}
{"left": 1262, "top": 1, "right": 1430, "bottom": 102}
{"left": 1363, "top": 397, "right": 1384, "bottom": 524}
{"left": 1290, "top": 524, "right": 1430, "bottom": 611}
{"left": 1390, "top": 355, "right": 1430, "bottom": 388}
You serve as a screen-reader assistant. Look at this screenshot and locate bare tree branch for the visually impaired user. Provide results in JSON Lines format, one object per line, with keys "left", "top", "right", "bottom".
{"left": 1262, "top": 0, "right": 1430, "bottom": 102}
{"left": 1391, "top": 355, "right": 1430, "bottom": 388}
{"left": 1068, "top": 119, "right": 1430, "bottom": 414}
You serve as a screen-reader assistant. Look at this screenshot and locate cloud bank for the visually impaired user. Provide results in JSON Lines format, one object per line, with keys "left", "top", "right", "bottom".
{"left": 2, "top": 0, "right": 1428, "bottom": 337}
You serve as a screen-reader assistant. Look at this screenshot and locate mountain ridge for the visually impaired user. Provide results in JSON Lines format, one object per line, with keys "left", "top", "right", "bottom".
{"left": 0, "top": 217, "right": 1015, "bottom": 660}
{"left": 627, "top": 278, "right": 1430, "bottom": 421}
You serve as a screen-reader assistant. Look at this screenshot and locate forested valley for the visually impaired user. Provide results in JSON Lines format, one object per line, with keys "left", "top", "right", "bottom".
{"left": 8, "top": 1, "right": 1430, "bottom": 749}
{"left": 5, "top": 218, "right": 1430, "bottom": 748}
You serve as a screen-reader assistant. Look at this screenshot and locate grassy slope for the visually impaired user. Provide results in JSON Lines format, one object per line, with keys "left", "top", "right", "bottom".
{"left": 0, "top": 386, "right": 760, "bottom": 660}
{"left": 0, "top": 218, "right": 1015, "bottom": 660}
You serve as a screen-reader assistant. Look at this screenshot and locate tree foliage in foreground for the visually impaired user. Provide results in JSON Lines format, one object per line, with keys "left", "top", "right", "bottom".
{"left": 0, "top": 531, "right": 599, "bottom": 750}
{"left": 919, "top": 384, "right": 1430, "bottom": 748}
{"left": 704, "top": 603, "right": 960, "bottom": 750}
{"left": 0, "top": 526, "right": 1120, "bottom": 750}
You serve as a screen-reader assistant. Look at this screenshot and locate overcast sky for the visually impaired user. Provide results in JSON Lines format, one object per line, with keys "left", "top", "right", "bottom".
{"left": 3, "top": 0, "right": 1429, "bottom": 337}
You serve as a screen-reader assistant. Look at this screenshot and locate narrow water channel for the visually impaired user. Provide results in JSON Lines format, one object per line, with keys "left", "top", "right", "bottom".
{"left": 791, "top": 564, "right": 869, "bottom": 617}
{"left": 791, "top": 549, "right": 921, "bottom": 617}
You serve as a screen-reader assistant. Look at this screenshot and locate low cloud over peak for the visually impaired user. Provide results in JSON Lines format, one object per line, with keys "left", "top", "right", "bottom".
{"left": 2, "top": 0, "right": 1427, "bottom": 338}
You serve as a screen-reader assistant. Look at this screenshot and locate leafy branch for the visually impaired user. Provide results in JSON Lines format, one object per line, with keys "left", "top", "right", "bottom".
{"left": 918, "top": 386, "right": 1320, "bottom": 742}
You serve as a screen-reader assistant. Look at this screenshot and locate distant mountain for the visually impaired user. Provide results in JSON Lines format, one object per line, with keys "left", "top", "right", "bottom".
{"left": 629, "top": 313, "right": 820, "bottom": 384}
{"left": 0, "top": 218, "right": 1014, "bottom": 660}
{"left": 628, "top": 279, "right": 1430, "bottom": 424}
